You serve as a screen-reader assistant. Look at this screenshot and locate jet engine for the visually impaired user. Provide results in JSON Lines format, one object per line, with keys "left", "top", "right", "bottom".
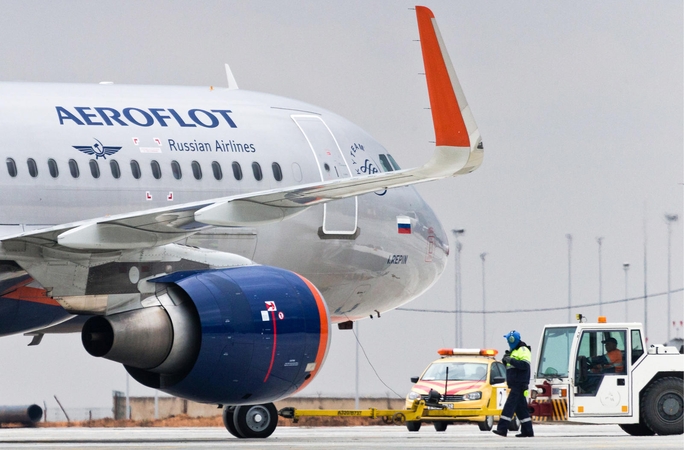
{"left": 81, "top": 265, "right": 330, "bottom": 404}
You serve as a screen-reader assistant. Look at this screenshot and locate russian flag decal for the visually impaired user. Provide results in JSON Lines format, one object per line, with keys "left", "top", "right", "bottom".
{"left": 397, "top": 216, "right": 412, "bottom": 234}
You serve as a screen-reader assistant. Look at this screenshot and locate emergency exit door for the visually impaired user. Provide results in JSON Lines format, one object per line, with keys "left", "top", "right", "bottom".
{"left": 292, "top": 115, "right": 357, "bottom": 235}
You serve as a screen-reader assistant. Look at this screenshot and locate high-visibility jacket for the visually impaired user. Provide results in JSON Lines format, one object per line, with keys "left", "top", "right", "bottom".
{"left": 590, "top": 349, "right": 624, "bottom": 374}
{"left": 505, "top": 343, "right": 532, "bottom": 388}
{"left": 606, "top": 349, "right": 624, "bottom": 373}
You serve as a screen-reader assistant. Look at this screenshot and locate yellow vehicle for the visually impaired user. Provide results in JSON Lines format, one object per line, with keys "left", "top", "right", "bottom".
{"left": 405, "top": 348, "right": 519, "bottom": 432}
{"left": 278, "top": 348, "right": 514, "bottom": 429}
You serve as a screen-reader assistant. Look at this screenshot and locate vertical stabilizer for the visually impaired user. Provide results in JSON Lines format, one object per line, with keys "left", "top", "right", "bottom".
{"left": 415, "top": 6, "right": 482, "bottom": 175}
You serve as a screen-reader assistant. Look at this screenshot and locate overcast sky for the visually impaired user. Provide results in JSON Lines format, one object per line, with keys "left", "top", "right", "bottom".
{"left": 0, "top": 0, "right": 681, "bottom": 411}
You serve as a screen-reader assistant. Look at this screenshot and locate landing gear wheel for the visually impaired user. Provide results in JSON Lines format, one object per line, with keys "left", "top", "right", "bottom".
{"left": 619, "top": 422, "right": 655, "bottom": 436}
{"left": 406, "top": 421, "right": 421, "bottom": 432}
{"left": 642, "top": 377, "right": 683, "bottom": 435}
{"left": 433, "top": 422, "right": 448, "bottom": 432}
{"left": 507, "top": 416, "right": 520, "bottom": 431}
{"left": 222, "top": 406, "right": 242, "bottom": 438}
{"left": 232, "top": 403, "right": 278, "bottom": 438}
{"left": 478, "top": 415, "right": 494, "bottom": 431}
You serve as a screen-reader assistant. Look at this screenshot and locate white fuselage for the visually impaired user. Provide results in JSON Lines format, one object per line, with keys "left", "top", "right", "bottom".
{"left": 0, "top": 82, "right": 448, "bottom": 324}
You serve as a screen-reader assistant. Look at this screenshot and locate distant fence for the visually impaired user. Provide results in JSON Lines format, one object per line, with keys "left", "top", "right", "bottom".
{"left": 44, "top": 407, "right": 112, "bottom": 422}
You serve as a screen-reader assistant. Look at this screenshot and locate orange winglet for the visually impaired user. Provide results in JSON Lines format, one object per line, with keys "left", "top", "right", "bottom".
{"left": 416, "top": 6, "right": 470, "bottom": 148}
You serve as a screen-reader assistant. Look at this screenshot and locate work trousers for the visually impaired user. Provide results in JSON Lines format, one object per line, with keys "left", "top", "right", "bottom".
{"left": 496, "top": 385, "right": 534, "bottom": 436}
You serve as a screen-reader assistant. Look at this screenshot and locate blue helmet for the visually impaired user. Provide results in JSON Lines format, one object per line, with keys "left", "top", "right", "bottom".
{"left": 504, "top": 330, "right": 521, "bottom": 350}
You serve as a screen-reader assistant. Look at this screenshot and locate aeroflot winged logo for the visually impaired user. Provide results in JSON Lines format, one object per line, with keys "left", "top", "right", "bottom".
{"left": 73, "top": 139, "right": 122, "bottom": 159}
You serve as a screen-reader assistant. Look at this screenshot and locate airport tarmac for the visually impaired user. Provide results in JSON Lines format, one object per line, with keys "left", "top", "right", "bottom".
{"left": 0, "top": 424, "right": 682, "bottom": 450}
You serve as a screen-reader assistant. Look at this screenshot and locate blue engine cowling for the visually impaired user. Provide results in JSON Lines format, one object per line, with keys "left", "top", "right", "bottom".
{"left": 82, "top": 266, "right": 330, "bottom": 405}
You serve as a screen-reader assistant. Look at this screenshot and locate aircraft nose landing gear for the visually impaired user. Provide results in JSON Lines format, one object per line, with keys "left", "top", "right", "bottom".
{"left": 223, "top": 403, "right": 278, "bottom": 438}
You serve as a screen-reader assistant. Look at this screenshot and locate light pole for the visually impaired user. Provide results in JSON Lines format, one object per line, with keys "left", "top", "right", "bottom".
{"left": 452, "top": 229, "right": 465, "bottom": 347}
{"left": 480, "top": 252, "right": 487, "bottom": 347}
{"left": 623, "top": 263, "right": 630, "bottom": 322}
{"left": 566, "top": 234, "right": 572, "bottom": 322}
{"left": 596, "top": 237, "right": 604, "bottom": 316}
{"left": 355, "top": 322, "right": 360, "bottom": 409}
{"left": 665, "top": 214, "right": 679, "bottom": 342}
{"left": 643, "top": 206, "right": 648, "bottom": 343}
{"left": 126, "top": 373, "right": 130, "bottom": 420}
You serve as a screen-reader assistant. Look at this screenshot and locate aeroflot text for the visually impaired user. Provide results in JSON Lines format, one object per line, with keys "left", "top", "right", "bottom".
{"left": 55, "top": 106, "right": 237, "bottom": 128}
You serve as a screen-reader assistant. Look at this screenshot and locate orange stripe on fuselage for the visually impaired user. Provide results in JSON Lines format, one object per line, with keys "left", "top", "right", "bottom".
{"left": 294, "top": 274, "right": 329, "bottom": 393}
{"left": 3, "top": 287, "right": 60, "bottom": 306}
{"left": 415, "top": 6, "right": 470, "bottom": 148}
{"left": 0, "top": 278, "right": 32, "bottom": 296}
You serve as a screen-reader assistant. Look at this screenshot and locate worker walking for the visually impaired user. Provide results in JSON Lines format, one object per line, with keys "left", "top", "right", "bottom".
{"left": 492, "top": 330, "right": 534, "bottom": 438}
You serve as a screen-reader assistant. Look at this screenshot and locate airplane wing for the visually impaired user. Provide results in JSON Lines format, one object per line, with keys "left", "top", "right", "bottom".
{"left": 0, "top": 5, "right": 480, "bottom": 253}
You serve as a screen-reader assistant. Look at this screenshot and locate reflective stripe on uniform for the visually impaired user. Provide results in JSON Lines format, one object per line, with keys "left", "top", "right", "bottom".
{"left": 520, "top": 417, "right": 532, "bottom": 423}
{"left": 499, "top": 415, "right": 512, "bottom": 421}
{"left": 511, "top": 346, "right": 532, "bottom": 363}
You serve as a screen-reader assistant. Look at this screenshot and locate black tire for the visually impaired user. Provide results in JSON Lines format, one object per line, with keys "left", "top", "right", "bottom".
{"left": 478, "top": 415, "right": 494, "bottom": 431}
{"left": 233, "top": 403, "right": 278, "bottom": 439}
{"left": 619, "top": 422, "right": 655, "bottom": 436}
{"left": 222, "top": 406, "right": 243, "bottom": 438}
{"left": 642, "top": 377, "right": 683, "bottom": 435}
{"left": 406, "top": 421, "right": 421, "bottom": 432}
{"left": 433, "top": 421, "right": 448, "bottom": 432}
{"left": 507, "top": 416, "right": 520, "bottom": 431}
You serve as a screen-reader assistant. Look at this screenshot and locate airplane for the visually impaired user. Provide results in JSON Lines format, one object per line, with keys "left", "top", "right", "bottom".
{"left": 0, "top": 5, "right": 481, "bottom": 438}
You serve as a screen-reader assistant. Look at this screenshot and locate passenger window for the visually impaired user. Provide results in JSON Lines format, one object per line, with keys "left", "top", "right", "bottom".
{"left": 110, "top": 160, "right": 121, "bottom": 179}
{"left": 48, "top": 159, "right": 59, "bottom": 178}
{"left": 252, "top": 162, "right": 262, "bottom": 181}
{"left": 378, "top": 154, "right": 393, "bottom": 172}
{"left": 27, "top": 158, "right": 38, "bottom": 177}
{"left": 69, "top": 159, "right": 80, "bottom": 178}
{"left": 211, "top": 161, "right": 223, "bottom": 180}
{"left": 191, "top": 161, "right": 202, "bottom": 180}
{"left": 271, "top": 162, "right": 283, "bottom": 181}
{"left": 6, "top": 158, "right": 17, "bottom": 177}
{"left": 171, "top": 160, "right": 182, "bottom": 180}
{"left": 130, "top": 160, "right": 141, "bottom": 179}
{"left": 151, "top": 160, "right": 162, "bottom": 179}
{"left": 89, "top": 159, "right": 100, "bottom": 179}
{"left": 232, "top": 161, "right": 243, "bottom": 180}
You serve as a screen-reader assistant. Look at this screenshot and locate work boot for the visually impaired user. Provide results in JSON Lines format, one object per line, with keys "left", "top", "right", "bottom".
{"left": 515, "top": 433, "right": 534, "bottom": 437}
{"left": 492, "top": 429, "right": 507, "bottom": 437}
